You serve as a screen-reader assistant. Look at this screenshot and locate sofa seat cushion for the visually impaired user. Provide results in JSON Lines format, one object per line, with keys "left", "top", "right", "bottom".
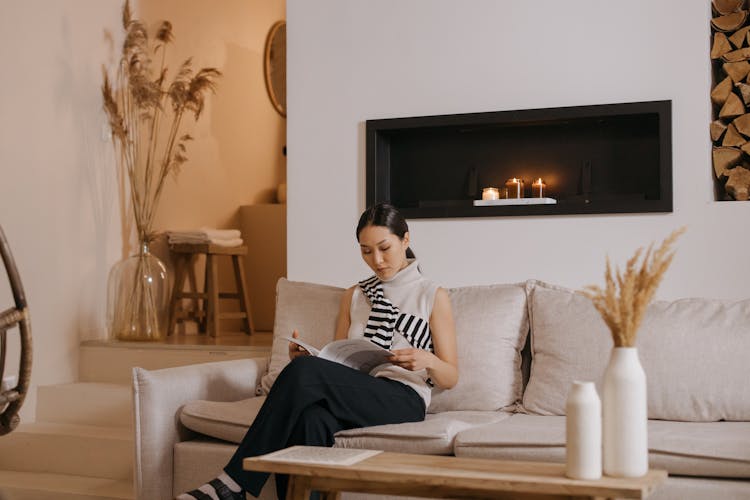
{"left": 454, "top": 414, "right": 750, "bottom": 478}
{"left": 181, "top": 396, "right": 267, "bottom": 444}
{"left": 334, "top": 411, "right": 512, "bottom": 455}
{"left": 181, "top": 396, "right": 511, "bottom": 457}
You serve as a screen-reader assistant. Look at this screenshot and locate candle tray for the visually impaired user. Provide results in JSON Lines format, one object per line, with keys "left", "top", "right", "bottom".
{"left": 473, "top": 198, "right": 557, "bottom": 206}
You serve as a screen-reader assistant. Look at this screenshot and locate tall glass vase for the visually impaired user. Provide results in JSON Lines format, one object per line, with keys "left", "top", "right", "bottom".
{"left": 602, "top": 346, "right": 648, "bottom": 477}
{"left": 107, "top": 241, "right": 169, "bottom": 341}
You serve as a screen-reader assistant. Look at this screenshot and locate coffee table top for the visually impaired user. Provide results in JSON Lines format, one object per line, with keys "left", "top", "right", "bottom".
{"left": 244, "top": 447, "right": 667, "bottom": 499}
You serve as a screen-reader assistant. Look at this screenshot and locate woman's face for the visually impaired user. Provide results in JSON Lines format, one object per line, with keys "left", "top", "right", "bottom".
{"left": 358, "top": 224, "right": 410, "bottom": 280}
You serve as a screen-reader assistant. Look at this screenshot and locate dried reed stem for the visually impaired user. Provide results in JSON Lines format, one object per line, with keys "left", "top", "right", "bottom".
{"left": 581, "top": 228, "right": 686, "bottom": 347}
{"left": 102, "top": 1, "right": 221, "bottom": 339}
{"left": 101, "top": 0, "right": 221, "bottom": 242}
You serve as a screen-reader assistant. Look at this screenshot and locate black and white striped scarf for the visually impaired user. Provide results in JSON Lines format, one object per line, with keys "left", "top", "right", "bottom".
{"left": 358, "top": 275, "right": 433, "bottom": 352}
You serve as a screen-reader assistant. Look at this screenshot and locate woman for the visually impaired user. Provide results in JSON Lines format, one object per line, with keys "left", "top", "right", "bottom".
{"left": 178, "top": 202, "right": 458, "bottom": 500}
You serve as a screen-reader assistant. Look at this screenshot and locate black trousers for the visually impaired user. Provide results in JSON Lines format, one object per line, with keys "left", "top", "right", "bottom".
{"left": 224, "top": 356, "right": 426, "bottom": 499}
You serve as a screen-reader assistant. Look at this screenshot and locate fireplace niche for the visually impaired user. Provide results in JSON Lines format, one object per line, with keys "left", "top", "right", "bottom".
{"left": 366, "top": 100, "right": 672, "bottom": 219}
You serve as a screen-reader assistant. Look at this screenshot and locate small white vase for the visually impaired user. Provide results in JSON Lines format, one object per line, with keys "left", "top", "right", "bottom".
{"left": 566, "top": 381, "right": 602, "bottom": 480}
{"left": 602, "top": 347, "right": 648, "bottom": 477}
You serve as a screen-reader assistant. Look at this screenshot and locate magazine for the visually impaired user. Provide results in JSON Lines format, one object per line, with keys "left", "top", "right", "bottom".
{"left": 259, "top": 445, "right": 382, "bottom": 466}
{"left": 284, "top": 336, "right": 393, "bottom": 373}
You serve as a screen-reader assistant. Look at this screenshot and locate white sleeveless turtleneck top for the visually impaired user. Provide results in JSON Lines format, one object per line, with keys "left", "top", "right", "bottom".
{"left": 347, "top": 259, "right": 439, "bottom": 408}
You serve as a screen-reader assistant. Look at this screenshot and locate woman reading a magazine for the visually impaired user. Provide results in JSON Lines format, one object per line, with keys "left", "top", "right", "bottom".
{"left": 178, "top": 202, "right": 458, "bottom": 500}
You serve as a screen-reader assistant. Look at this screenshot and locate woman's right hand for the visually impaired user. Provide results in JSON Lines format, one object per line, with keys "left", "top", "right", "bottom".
{"left": 288, "top": 329, "right": 310, "bottom": 360}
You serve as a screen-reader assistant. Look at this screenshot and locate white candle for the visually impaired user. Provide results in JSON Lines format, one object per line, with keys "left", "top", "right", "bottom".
{"left": 505, "top": 178, "right": 524, "bottom": 199}
{"left": 532, "top": 178, "right": 546, "bottom": 198}
{"left": 482, "top": 187, "right": 500, "bottom": 200}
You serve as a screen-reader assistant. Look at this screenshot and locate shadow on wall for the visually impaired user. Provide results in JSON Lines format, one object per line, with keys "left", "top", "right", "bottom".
{"left": 214, "top": 41, "right": 287, "bottom": 207}
{"left": 58, "top": 12, "right": 122, "bottom": 341}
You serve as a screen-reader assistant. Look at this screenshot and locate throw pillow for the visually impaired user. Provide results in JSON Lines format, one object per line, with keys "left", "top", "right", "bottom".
{"left": 521, "top": 280, "right": 612, "bottom": 416}
{"left": 428, "top": 284, "right": 529, "bottom": 413}
{"left": 259, "top": 278, "right": 344, "bottom": 394}
{"left": 522, "top": 279, "right": 750, "bottom": 421}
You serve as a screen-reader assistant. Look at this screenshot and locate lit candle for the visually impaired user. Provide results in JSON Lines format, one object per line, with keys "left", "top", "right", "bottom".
{"left": 532, "top": 178, "right": 546, "bottom": 198}
{"left": 482, "top": 187, "right": 500, "bottom": 200}
{"left": 505, "top": 178, "right": 524, "bottom": 199}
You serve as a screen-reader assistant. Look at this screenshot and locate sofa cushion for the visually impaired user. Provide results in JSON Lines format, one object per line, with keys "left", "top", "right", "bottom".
{"left": 428, "top": 284, "right": 528, "bottom": 413}
{"left": 522, "top": 280, "right": 750, "bottom": 421}
{"left": 180, "top": 396, "right": 267, "bottom": 444}
{"left": 260, "top": 279, "right": 344, "bottom": 394}
{"left": 181, "top": 393, "right": 510, "bottom": 456}
{"left": 334, "top": 410, "right": 512, "bottom": 455}
{"left": 454, "top": 414, "right": 750, "bottom": 478}
{"left": 521, "top": 280, "right": 611, "bottom": 416}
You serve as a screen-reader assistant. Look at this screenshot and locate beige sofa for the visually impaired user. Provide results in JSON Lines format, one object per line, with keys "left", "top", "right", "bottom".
{"left": 132, "top": 279, "right": 750, "bottom": 500}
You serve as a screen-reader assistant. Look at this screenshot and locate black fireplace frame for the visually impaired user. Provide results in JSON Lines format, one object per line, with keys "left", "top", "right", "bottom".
{"left": 365, "top": 100, "right": 672, "bottom": 219}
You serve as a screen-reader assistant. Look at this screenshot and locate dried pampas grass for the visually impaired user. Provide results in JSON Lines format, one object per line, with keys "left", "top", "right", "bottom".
{"left": 582, "top": 228, "right": 686, "bottom": 347}
{"left": 101, "top": 0, "right": 221, "bottom": 242}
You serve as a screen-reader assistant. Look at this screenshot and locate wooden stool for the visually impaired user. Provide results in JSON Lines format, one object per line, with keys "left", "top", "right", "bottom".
{"left": 167, "top": 243, "right": 255, "bottom": 337}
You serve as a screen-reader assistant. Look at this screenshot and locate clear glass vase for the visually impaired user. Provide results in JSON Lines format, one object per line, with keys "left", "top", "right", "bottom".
{"left": 107, "top": 241, "right": 169, "bottom": 341}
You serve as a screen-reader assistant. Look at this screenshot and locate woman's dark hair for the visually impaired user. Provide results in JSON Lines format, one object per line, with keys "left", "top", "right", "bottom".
{"left": 356, "top": 202, "right": 415, "bottom": 259}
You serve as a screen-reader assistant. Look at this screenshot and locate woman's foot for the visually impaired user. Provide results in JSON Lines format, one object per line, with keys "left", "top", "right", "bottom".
{"left": 175, "top": 473, "right": 245, "bottom": 500}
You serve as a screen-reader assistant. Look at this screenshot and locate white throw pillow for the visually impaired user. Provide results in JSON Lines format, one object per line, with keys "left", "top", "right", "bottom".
{"left": 521, "top": 280, "right": 612, "bottom": 416}
{"left": 259, "top": 279, "right": 344, "bottom": 394}
{"left": 428, "top": 284, "right": 529, "bottom": 413}
{"left": 522, "top": 279, "right": 750, "bottom": 421}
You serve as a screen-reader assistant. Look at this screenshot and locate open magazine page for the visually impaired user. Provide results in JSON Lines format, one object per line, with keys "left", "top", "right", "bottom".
{"left": 318, "top": 338, "right": 393, "bottom": 373}
{"left": 283, "top": 336, "right": 321, "bottom": 356}
{"left": 284, "top": 336, "right": 393, "bottom": 372}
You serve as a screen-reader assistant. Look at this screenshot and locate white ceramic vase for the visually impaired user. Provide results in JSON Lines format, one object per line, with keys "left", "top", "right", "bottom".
{"left": 602, "top": 347, "right": 648, "bottom": 477}
{"left": 566, "top": 381, "right": 602, "bottom": 480}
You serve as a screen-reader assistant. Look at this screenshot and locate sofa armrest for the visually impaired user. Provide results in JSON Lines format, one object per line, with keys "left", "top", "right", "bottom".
{"left": 132, "top": 357, "right": 269, "bottom": 500}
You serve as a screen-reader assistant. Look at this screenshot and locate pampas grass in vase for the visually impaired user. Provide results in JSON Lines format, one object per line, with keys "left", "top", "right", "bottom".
{"left": 581, "top": 228, "right": 685, "bottom": 477}
{"left": 102, "top": 0, "right": 221, "bottom": 341}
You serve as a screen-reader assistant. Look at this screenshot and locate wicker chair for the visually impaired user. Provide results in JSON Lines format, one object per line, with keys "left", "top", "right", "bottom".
{"left": 0, "top": 225, "right": 31, "bottom": 436}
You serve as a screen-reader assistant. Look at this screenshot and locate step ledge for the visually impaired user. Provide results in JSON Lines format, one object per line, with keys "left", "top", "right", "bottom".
{"left": 39, "top": 382, "right": 130, "bottom": 391}
{"left": 0, "top": 470, "right": 132, "bottom": 498}
{"left": 81, "top": 336, "right": 272, "bottom": 353}
{"left": 13, "top": 422, "right": 132, "bottom": 439}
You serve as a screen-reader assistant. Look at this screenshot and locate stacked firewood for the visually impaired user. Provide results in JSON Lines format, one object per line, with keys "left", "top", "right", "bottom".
{"left": 711, "top": 0, "right": 750, "bottom": 200}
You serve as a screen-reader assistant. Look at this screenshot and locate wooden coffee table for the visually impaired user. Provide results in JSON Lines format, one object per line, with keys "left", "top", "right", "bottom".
{"left": 244, "top": 446, "right": 667, "bottom": 500}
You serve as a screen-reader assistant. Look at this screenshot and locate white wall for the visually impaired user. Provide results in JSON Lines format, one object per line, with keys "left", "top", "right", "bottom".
{"left": 0, "top": 0, "right": 123, "bottom": 420}
{"left": 287, "top": 0, "right": 740, "bottom": 300}
{"left": 0, "top": 0, "right": 284, "bottom": 421}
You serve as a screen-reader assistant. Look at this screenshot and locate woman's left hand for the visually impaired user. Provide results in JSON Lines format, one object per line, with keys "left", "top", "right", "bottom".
{"left": 388, "top": 348, "right": 434, "bottom": 371}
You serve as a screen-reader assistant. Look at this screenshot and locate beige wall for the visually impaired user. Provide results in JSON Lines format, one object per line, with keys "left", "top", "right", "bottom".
{"left": 0, "top": 0, "right": 124, "bottom": 421}
{"left": 137, "top": 0, "right": 287, "bottom": 233}
{"left": 0, "top": 0, "right": 284, "bottom": 421}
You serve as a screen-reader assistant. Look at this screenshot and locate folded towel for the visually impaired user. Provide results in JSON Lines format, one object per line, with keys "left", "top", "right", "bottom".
{"left": 167, "top": 228, "right": 243, "bottom": 247}
{"left": 168, "top": 228, "right": 241, "bottom": 241}
{"left": 168, "top": 235, "right": 244, "bottom": 247}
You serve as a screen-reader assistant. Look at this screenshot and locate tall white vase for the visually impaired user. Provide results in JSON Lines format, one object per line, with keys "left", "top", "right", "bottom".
{"left": 602, "top": 347, "right": 648, "bottom": 477}
{"left": 566, "top": 381, "right": 601, "bottom": 480}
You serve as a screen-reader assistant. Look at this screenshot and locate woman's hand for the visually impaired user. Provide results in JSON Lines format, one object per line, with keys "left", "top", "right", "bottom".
{"left": 288, "top": 330, "right": 310, "bottom": 360}
{"left": 388, "top": 348, "right": 435, "bottom": 371}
